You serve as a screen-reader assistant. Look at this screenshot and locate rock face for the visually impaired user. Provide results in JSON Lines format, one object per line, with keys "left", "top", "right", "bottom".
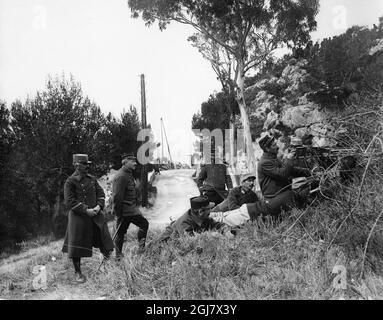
{"left": 369, "top": 38, "right": 383, "bottom": 56}
{"left": 245, "top": 58, "right": 338, "bottom": 159}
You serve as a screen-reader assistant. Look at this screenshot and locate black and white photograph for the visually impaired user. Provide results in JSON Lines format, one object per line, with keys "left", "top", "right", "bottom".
{"left": 1, "top": 0, "right": 383, "bottom": 304}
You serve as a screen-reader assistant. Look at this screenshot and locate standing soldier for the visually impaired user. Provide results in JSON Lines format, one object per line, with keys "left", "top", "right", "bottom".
{"left": 62, "top": 154, "right": 114, "bottom": 283}
{"left": 112, "top": 153, "right": 149, "bottom": 258}
{"left": 196, "top": 155, "right": 233, "bottom": 206}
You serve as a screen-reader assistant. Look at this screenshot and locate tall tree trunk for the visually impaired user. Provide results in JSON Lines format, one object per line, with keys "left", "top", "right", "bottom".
{"left": 235, "top": 59, "right": 257, "bottom": 174}
{"left": 228, "top": 115, "right": 238, "bottom": 187}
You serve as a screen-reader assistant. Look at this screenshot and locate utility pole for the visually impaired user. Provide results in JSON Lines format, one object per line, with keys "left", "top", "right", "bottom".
{"left": 161, "top": 117, "right": 164, "bottom": 163}
{"left": 140, "top": 74, "right": 148, "bottom": 207}
{"left": 161, "top": 117, "right": 173, "bottom": 167}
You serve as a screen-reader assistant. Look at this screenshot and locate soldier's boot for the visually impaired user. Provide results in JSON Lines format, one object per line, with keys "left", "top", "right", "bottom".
{"left": 137, "top": 238, "right": 146, "bottom": 254}
{"left": 72, "top": 258, "right": 86, "bottom": 283}
{"left": 74, "top": 272, "right": 86, "bottom": 284}
{"left": 114, "top": 235, "right": 124, "bottom": 261}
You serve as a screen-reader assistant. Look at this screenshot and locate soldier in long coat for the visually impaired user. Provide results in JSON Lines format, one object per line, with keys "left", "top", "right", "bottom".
{"left": 62, "top": 154, "right": 114, "bottom": 283}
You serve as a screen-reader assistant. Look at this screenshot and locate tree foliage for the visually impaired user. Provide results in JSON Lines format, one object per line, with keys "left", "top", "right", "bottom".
{"left": 128, "top": 0, "right": 319, "bottom": 171}
{"left": 192, "top": 90, "right": 238, "bottom": 131}
{"left": 305, "top": 24, "right": 383, "bottom": 92}
{"left": 0, "top": 75, "right": 141, "bottom": 252}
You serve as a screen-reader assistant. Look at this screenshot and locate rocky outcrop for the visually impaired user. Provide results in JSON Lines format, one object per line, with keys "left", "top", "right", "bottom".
{"left": 245, "top": 58, "right": 339, "bottom": 158}
{"left": 369, "top": 38, "right": 383, "bottom": 56}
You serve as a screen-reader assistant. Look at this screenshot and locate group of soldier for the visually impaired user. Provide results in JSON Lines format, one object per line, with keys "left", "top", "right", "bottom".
{"left": 62, "top": 133, "right": 313, "bottom": 283}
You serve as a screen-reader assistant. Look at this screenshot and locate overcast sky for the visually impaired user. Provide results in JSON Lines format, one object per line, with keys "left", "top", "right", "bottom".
{"left": 1, "top": 0, "right": 382, "bottom": 163}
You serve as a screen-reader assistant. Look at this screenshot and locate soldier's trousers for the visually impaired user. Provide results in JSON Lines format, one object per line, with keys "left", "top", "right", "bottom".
{"left": 247, "top": 190, "right": 294, "bottom": 219}
{"left": 264, "top": 190, "right": 294, "bottom": 216}
{"left": 114, "top": 214, "right": 149, "bottom": 255}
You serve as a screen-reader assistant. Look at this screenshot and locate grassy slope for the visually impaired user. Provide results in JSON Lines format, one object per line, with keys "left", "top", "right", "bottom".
{"left": 1, "top": 208, "right": 383, "bottom": 300}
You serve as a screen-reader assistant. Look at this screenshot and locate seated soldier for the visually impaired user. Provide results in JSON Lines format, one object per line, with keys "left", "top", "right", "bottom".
{"left": 196, "top": 156, "right": 233, "bottom": 206}
{"left": 211, "top": 174, "right": 259, "bottom": 213}
{"left": 258, "top": 134, "right": 310, "bottom": 216}
{"left": 154, "top": 196, "right": 232, "bottom": 243}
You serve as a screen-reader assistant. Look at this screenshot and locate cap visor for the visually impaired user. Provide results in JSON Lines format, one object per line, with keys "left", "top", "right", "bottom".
{"left": 242, "top": 176, "right": 256, "bottom": 182}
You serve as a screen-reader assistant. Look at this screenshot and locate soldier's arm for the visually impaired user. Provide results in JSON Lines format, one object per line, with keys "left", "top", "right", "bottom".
{"left": 196, "top": 166, "right": 207, "bottom": 189}
{"left": 156, "top": 225, "right": 174, "bottom": 243}
{"left": 249, "top": 191, "right": 259, "bottom": 203}
{"left": 178, "top": 221, "right": 195, "bottom": 236}
{"left": 289, "top": 159, "right": 311, "bottom": 177}
{"left": 206, "top": 218, "right": 231, "bottom": 233}
{"left": 227, "top": 188, "right": 240, "bottom": 211}
{"left": 95, "top": 179, "right": 105, "bottom": 210}
{"left": 135, "top": 179, "right": 142, "bottom": 206}
{"left": 112, "top": 175, "right": 126, "bottom": 217}
{"left": 260, "top": 159, "right": 292, "bottom": 181}
{"left": 64, "top": 179, "right": 88, "bottom": 215}
{"left": 225, "top": 166, "right": 233, "bottom": 190}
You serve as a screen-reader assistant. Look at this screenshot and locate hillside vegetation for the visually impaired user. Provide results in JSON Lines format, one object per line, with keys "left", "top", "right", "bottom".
{"left": 1, "top": 18, "right": 383, "bottom": 300}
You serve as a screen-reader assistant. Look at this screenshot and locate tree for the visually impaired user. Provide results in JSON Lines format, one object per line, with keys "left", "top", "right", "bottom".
{"left": 110, "top": 106, "right": 141, "bottom": 168}
{"left": 306, "top": 24, "right": 383, "bottom": 94}
{"left": 0, "top": 75, "right": 144, "bottom": 251}
{"left": 128, "top": 0, "right": 319, "bottom": 172}
{"left": 9, "top": 75, "right": 110, "bottom": 236}
{"left": 0, "top": 101, "right": 14, "bottom": 177}
{"left": 192, "top": 90, "right": 235, "bottom": 131}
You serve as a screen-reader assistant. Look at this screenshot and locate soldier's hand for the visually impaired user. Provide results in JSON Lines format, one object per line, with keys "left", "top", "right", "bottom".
{"left": 286, "top": 150, "right": 296, "bottom": 159}
{"left": 93, "top": 205, "right": 101, "bottom": 214}
{"left": 223, "top": 228, "right": 234, "bottom": 239}
{"left": 86, "top": 208, "right": 97, "bottom": 217}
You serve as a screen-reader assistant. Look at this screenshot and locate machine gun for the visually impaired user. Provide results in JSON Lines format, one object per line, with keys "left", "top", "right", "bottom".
{"left": 287, "top": 137, "right": 361, "bottom": 201}
{"left": 289, "top": 136, "right": 359, "bottom": 175}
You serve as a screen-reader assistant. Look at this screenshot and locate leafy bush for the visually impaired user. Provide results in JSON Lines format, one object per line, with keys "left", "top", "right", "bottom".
{"left": 0, "top": 74, "right": 142, "bottom": 253}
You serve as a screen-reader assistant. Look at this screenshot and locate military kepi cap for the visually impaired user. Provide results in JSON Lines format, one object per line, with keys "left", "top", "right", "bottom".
{"left": 121, "top": 152, "right": 137, "bottom": 160}
{"left": 258, "top": 134, "right": 275, "bottom": 150}
{"left": 73, "top": 154, "right": 92, "bottom": 164}
{"left": 241, "top": 173, "right": 256, "bottom": 183}
{"left": 190, "top": 196, "right": 215, "bottom": 210}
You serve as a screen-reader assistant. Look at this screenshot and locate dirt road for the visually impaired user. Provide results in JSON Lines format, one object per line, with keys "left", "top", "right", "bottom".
{"left": 0, "top": 169, "right": 200, "bottom": 300}
{"left": 143, "top": 169, "right": 200, "bottom": 227}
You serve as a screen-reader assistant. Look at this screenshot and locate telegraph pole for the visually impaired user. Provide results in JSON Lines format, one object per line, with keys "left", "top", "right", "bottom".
{"left": 161, "top": 117, "right": 173, "bottom": 167}
{"left": 140, "top": 74, "right": 148, "bottom": 207}
{"left": 161, "top": 117, "right": 164, "bottom": 163}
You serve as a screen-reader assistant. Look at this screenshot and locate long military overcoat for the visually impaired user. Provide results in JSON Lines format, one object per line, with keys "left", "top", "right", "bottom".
{"left": 62, "top": 170, "right": 114, "bottom": 258}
